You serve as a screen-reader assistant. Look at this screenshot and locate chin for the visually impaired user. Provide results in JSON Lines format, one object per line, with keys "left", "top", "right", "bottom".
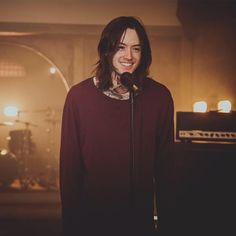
{"left": 122, "top": 69, "right": 134, "bottom": 74}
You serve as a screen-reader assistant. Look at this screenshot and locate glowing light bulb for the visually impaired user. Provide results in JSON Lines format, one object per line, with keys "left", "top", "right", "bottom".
{"left": 218, "top": 100, "right": 231, "bottom": 113}
{"left": 49, "top": 67, "right": 56, "bottom": 74}
{"left": 0, "top": 149, "right": 8, "bottom": 155}
{"left": 193, "top": 101, "right": 207, "bottom": 113}
{"left": 3, "top": 106, "right": 18, "bottom": 117}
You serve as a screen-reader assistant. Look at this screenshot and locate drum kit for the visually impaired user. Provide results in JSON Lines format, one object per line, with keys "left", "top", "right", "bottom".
{"left": 0, "top": 107, "right": 61, "bottom": 190}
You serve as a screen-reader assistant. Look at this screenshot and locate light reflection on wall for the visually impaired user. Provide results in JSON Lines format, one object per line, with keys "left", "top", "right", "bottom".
{"left": 0, "top": 43, "right": 67, "bottom": 167}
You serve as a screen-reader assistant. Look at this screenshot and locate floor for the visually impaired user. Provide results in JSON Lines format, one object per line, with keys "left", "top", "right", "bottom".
{"left": 0, "top": 180, "right": 62, "bottom": 236}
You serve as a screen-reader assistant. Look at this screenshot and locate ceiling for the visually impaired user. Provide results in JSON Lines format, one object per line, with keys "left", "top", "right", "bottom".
{"left": 0, "top": 0, "right": 179, "bottom": 27}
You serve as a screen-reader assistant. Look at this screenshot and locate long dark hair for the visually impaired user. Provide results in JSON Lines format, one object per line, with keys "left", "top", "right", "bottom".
{"left": 94, "top": 16, "right": 152, "bottom": 90}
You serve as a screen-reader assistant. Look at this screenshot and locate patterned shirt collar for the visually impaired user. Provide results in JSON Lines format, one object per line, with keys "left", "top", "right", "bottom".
{"left": 93, "top": 77, "right": 129, "bottom": 100}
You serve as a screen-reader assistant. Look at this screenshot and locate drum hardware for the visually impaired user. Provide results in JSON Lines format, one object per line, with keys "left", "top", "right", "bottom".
{"left": 8, "top": 124, "right": 35, "bottom": 190}
{"left": 6, "top": 133, "right": 58, "bottom": 190}
{"left": 8, "top": 117, "right": 39, "bottom": 190}
{"left": 36, "top": 163, "right": 58, "bottom": 190}
{"left": 0, "top": 150, "right": 18, "bottom": 189}
{"left": 2, "top": 135, "right": 58, "bottom": 190}
{"left": 0, "top": 107, "right": 61, "bottom": 190}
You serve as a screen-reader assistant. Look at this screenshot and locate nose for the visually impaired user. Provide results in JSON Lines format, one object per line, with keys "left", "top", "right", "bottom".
{"left": 124, "top": 47, "right": 132, "bottom": 59}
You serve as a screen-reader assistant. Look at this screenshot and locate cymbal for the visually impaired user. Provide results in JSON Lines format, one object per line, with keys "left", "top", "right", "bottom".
{"left": 17, "top": 107, "right": 62, "bottom": 114}
{"left": 15, "top": 119, "right": 38, "bottom": 127}
{"left": 0, "top": 122, "right": 14, "bottom": 126}
{"left": 31, "top": 107, "right": 62, "bottom": 113}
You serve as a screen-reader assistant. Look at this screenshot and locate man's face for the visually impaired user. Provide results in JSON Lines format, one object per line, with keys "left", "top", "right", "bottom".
{"left": 112, "top": 28, "right": 141, "bottom": 75}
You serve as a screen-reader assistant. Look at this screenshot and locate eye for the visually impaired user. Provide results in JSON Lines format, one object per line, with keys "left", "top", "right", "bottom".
{"left": 117, "top": 45, "right": 125, "bottom": 50}
{"left": 133, "top": 46, "right": 141, "bottom": 52}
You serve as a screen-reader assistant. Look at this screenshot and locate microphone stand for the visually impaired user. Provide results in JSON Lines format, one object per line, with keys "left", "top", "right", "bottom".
{"left": 129, "top": 89, "right": 135, "bottom": 227}
{"left": 119, "top": 72, "right": 138, "bottom": 228}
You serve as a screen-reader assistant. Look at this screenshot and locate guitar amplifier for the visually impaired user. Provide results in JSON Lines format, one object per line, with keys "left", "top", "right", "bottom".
{"left": 176, "top": 111, "right": 236, "bottom": 142}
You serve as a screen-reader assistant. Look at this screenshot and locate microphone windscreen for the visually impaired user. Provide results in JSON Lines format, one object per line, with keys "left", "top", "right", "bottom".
{"left": 120, "top": 72, "right": 134, "bottom": 91}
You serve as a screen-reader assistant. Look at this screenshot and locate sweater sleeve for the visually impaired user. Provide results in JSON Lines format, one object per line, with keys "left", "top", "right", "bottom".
{"left": 155, "top": 90, "right": 174, "bottom": 180}
{"left": 59, "top": 89, "right": 86, "bottom": 235}
{"left": 154, "top": 91, "right": 176, "bottom": 233}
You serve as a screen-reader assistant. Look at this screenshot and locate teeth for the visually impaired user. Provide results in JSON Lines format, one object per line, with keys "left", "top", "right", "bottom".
{"left": 121, "top": 62, "right": 132, "bottom": 67}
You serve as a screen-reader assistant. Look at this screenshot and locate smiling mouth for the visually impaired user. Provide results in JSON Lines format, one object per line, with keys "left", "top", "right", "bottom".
{"left": 120, "top": 62, "right": 133, "bottom": 67}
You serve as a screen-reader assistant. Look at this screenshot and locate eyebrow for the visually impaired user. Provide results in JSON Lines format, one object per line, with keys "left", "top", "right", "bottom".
{"left": 119, "top": 42, "right": 141, "bottom": 47}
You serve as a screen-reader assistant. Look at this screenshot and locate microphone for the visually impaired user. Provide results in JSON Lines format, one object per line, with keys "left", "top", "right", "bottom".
{"left": 120, "top": 72, "right": 139, "bottom": 92}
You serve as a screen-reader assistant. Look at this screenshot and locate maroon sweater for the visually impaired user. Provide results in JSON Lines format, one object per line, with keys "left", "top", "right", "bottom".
{"left": 60, "top": 77, "right": 174, "bottom": 236}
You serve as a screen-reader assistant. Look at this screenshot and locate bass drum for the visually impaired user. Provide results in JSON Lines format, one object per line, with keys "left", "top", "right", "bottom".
{"left": 0, "top": 150, "right": 18, "bottom": 188}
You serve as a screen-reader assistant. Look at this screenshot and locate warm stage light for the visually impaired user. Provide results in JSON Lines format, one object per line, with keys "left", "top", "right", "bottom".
{"left": 217, "top": 100, "right": 231, "bottom": 113}
{"left": 193, "top": 101, "right": 207, "bottom": 113}
{"left": 0, "top": 149, "right": 8, "bottom": 155}
{"left": 49, "top": 67, "right": 57, "bottom": 74}
{"left": 3, "top": 106, "right": 18, "bottom": 117}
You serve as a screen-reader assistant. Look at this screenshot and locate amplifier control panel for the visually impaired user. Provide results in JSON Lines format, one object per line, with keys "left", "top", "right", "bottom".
{"left": 178, "top": 130, "right": 236, "bottom": 141}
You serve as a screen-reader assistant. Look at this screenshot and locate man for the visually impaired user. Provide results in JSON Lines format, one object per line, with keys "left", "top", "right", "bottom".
{"left": 60, "top": 16, "right": 174, "bottom": 236}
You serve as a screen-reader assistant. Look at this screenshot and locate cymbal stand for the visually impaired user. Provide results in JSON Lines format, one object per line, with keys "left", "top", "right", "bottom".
{"left": 15, "top": 119, "right": 36, "bottom": 190}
